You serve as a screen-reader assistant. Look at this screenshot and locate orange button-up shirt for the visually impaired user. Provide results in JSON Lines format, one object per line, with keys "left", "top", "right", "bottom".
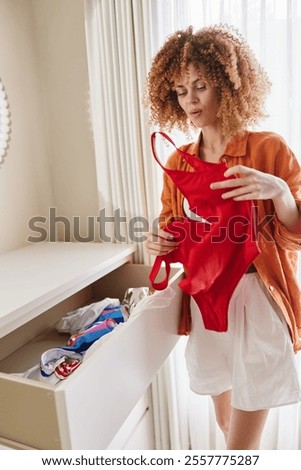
{"left": 159, "top": 131, "right": 301, "bottom": 352}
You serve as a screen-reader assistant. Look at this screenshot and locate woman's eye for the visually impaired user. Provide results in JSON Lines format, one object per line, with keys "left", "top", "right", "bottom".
{"left": 176, "top": 89, "right": 187, "bottom": 97}
{"left": 197, "top": 86, "right": 206, "bottom": 91}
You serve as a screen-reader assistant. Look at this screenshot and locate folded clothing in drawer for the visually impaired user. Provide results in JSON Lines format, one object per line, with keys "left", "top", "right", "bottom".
{"left": 56, "top": 297, "right": 122, "bottom": 334}
{"left": 12, "top": 288, "right": 152, "bottom": 383}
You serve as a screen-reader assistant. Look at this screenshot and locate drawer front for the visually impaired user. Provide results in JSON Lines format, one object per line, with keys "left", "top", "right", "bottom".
{"left": 0, "top": 263, "right": 183, "bottom": 449}
{"left": 0, "top": 377, "right": 61, "bottom": 449}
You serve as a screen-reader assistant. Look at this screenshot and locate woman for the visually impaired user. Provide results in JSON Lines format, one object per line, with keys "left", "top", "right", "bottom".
{"left": 144, "top": 25, "right": 301, "bottom": 450}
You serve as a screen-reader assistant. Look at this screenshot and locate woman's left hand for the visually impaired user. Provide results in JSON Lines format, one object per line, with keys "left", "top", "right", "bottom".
{"left": 210, "top": 165, "right": 288, "bottom": 202}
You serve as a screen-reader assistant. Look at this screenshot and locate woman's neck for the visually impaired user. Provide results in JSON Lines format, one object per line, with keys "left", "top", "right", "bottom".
{"left": 198, "top": 129, "right": 229, "bottom": 163}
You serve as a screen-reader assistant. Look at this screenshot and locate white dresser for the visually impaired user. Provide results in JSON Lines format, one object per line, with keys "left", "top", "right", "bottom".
{"left": 0, "top": 242, "right": 183, "bottom": 449}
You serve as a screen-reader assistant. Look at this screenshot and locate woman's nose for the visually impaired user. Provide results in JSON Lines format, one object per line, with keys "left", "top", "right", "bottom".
{"left": 187, "top": 90, "right": 199, "bottom": 104}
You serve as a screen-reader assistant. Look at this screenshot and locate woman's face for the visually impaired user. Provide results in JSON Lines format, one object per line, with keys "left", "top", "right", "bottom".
{"left": 174, "top": 63, "right": 220, "bottom": 130}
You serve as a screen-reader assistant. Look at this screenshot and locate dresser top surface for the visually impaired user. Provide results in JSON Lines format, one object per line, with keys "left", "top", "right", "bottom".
{"left": 0, "top": 242, "right": 136, "bottom": 336}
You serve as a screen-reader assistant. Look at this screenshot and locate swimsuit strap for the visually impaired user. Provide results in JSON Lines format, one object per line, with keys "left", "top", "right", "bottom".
{"left": 151, "top": 131, "right": 200, "bottom": 170}
{"left": 149, "top": 131, "right": 199, "bottom": 292}
{"left": 148, "top": 256, "right": 171, "bottom": 291}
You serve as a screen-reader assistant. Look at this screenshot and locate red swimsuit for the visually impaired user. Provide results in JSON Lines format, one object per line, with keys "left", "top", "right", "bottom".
{"left": 149, "top": 132, "right": 260, "bottom": 332}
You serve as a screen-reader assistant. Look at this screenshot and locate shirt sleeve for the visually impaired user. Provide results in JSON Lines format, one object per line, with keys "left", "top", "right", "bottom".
{"left": 273, "top": 138, "right": 301, "bottom": 251}
{"left": 158, "top": 148, "right": 186, "bottom": 229}
{"left": 158, "top": 172, "right": 174, "bottom": 229}
{"left": 274, "top": 214, "right": 301, "bottom": 250}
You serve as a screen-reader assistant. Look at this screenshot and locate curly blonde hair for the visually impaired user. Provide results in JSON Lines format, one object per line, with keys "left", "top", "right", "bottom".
{"left": 144, "top": 24, "right": 271, "bottom": 138}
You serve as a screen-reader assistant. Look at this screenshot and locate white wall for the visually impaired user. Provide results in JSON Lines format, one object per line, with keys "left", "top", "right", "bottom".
{"left": 31, "top": 0, "right": 100, "bottom": 241}
{"left": 0, "top": 0, "right": 100, "bottom": 254}
{"left": 0, "top": 0, "right": 54, "bottom": 254}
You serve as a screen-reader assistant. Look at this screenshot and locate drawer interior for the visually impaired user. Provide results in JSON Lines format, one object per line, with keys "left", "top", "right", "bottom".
{"left": 0, "top": 289, "right": 91, "bottom": 372}
{"left": 0, "top": 263, "right": 181, "bottom": 374}
{"left": 0, "top": 262, "right": 183, "bottom": 449}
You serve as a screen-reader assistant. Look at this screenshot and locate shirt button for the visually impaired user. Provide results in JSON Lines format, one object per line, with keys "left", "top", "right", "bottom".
{"left": 268, "top": 285, "right": 274, "bottom": 292}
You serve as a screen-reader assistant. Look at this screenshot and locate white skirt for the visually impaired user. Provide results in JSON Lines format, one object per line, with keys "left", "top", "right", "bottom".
{"left": 185, "top": 273, "right": 301, "bottom": 411}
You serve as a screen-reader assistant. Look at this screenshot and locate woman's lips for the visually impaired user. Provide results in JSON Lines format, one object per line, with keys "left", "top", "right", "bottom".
{"left": 190, "top": 110, "right": 202, "bottom": 117}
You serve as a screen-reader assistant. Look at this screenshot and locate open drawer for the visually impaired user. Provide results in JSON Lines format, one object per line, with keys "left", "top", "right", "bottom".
{"left": 0, "top": 263, "right": 183, "bottom": 450}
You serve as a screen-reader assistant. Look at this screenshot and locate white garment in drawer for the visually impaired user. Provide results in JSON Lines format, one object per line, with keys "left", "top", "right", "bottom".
{"left": 0, "top": 263, "right": 183, "bottom": 449}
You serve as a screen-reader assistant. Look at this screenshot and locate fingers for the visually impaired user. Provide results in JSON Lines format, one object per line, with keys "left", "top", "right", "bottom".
{"left": 210, "top": 178, "right": 247, "bottom": 190}
{"left": 224, "top": 165, "right": 255, "bottom": 177}
{"left": 211, "top": 165, "right": 256, "bottom": 189}
{"left": 156, "top": 227, "right": 176, "bottom": 241}
{"left": 221, "top": 185, "right": 258, "bottom": 200}
{"left": 210, "top": 165, "right": 257, "bottom": 200}
{"left": 144, "top": 228, "right": 179, "bottom": 256}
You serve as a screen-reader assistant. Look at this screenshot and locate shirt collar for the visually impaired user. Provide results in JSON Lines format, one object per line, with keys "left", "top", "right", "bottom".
{"left": 224, "top": 131, "right": 249, "bottom": 157}
{"left": 190, "top": 130, "right": 249, "bottom": 158}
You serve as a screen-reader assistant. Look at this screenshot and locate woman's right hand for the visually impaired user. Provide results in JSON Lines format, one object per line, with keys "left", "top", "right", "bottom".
{"left": 144, "top": 228, "right": 179, "bottom": 256}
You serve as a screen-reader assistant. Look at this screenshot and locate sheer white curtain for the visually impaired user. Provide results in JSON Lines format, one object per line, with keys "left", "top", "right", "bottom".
{"left": 84, "top": 0, "right": 161, "bottom": 263}
{"left": 152, "top": 0, "right": 301, "bottom": 451}
{"left": 84, "top": 0, "right": 301, "bottom": 450}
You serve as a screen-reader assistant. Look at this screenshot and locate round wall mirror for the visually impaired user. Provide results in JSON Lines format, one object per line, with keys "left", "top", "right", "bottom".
{"left": 0, "top": 79, "right": 11, "bottom": 166}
